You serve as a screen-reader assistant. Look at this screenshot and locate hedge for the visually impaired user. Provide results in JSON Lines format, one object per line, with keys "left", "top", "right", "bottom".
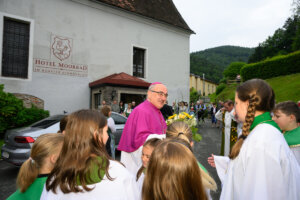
{"left": 0, "top": 84, "right": 49, "bottom": 136}
{"left": 241, "top": 51, "right": 300, "bottom": 81}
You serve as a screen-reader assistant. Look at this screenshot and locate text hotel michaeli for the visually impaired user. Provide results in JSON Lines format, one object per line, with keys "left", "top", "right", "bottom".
{"left": 33, "top": 58, "right": 88, "bottom": 77}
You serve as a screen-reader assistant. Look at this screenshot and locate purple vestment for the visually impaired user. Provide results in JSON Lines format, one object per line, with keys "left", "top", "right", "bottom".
{"left": 117, "top": 100, "right": 167, "bottom": 152}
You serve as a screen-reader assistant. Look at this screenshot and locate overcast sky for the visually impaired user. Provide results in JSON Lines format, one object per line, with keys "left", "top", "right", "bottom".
{"left": 172, "top": 0, "right": 294, "bottom": 52}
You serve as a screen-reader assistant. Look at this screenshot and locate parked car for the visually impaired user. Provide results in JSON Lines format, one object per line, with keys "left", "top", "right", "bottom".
{"left": 1, "top": 112, "right": 127, "bottom": 165}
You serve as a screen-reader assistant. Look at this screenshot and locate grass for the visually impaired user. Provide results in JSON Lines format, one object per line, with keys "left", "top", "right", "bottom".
{"left": 212, "top": 73, "right": 300, "bottom": 103}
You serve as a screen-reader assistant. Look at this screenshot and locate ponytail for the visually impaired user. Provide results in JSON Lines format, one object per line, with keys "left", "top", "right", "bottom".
{"left": 16, "top": 133, "right": 64, "bottom": 192}
{"left": 17, "top": 158, "right": 39, "bottom": 192}
{"left": 229, "top": 95, "right": 258, "bottom": 159}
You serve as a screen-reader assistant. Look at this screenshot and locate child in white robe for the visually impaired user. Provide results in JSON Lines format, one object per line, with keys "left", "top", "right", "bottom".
{"left": 273, "top": 101, "right": 300, "bottom": 165}
{"left": 41, "top": 109, "right": 139, "bottom": 200}
{"left": 136, "top": 138, "right": 162, "bottom": 192}
{"left": 208, "top": 79, "right": 300, "bottom": 200}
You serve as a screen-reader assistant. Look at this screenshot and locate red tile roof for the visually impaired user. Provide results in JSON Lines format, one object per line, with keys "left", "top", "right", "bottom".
{"left": 89, "top": 72, "right": 151, "bottom": 88}
{"left": 93, "top": 0, "right": 194, "bottom": 33}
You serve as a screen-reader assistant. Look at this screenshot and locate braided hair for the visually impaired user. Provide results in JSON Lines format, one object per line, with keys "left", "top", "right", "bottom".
{"left": 229, "top": 79, "right": 275, "bottom": 159}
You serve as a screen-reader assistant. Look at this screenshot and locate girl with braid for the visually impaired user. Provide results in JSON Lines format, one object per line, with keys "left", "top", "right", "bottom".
{"left": 207, "top": 79, "right": 300, "bottom": 200}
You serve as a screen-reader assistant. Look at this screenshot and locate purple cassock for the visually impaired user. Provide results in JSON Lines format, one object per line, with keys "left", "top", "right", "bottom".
{"left": 117, "top": 100, "right": 167, "bottom": 152}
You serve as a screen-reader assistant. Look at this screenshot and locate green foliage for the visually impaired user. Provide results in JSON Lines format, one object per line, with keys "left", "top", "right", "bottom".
{"left": 190, "top": 46, "right": 254, "bottom": 83}
{"left": 241, "top": 51, "right": 300, "bottom": 81}
{"left": 191, "top": 126, "right": 202, "bottom": 142}
{"left": 213, "top": 73, "right": 300, "bottom": 103}
{"left": 0, "top": 84, "right": 49, "bottom": 135}
{"left": 223, "top": 62, "right": 246, "bottom": 79}
{"left": 0, "top": 139, "right": 4, "bottom": 155}
{"left": 249, "top": 15, "right": 300, "bottom": 63}
{"left": 190, "top": 87, "right": 200, "bottom": 103}
{"left": 216, "top": 83, "right": 226, "bottom": 95}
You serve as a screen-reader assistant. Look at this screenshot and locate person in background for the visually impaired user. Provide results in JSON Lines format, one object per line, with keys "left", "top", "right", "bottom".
{"left": 172, "top": 101, "right": 178, "bottom": 114}
{"left": 58, "top": 115, "right": 68, "bottom": 134}
{"left": 208, "top": 79, "right": 300, "bottom": 200}
{"left": 99, "top": 100, "right": 106, "bottom": 110}
{"left": 215, "top": 100, "right": 237, "bottom": 156}
{"left": 8, "top": 134, "right": 64, "bottom": 200}
{"left": 178, "top": 101, "right": 187, "bottom": 113}
{"left": 111, "top": 100, "right": 120, "bottom": 113}
{"left": 273, "top": 101, "right": 300, "bottom": 165}
{"left": 124, "top": 103, "right": 133, "bottom": 117}
{"left": 119, "top": 101, "right": 125, "bottom": 114}
{"left": 42, "top": 109, "right": 139, "bottom": 199}
{"left": 101, "top": 105, "right": 116, "bottom": 158}
{"left": 132, "top": 101, "right": 136, "bottom": 109}
{"left": 210, "top": 103, "right": 218, "bottom": 127}
{"left": 189, "top": 102, "right": 196, "bottom": 115}
{"left": 118, "top": 82, "right": 167, "bottom": 175}
{"left": 160, "top": 101, "right": 174, "bottom": 120}
{"left": 136, "top": 138, "right": 162, "bottom": 192}
{"left": 142, "top": 140, "right": 208, "bottom": 200}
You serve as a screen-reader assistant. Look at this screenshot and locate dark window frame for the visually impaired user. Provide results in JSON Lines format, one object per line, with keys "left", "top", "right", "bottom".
{"left": 1, "top": 17, "right": 31, "bottom": 79}
{"left": 133, "top": 47, "right": 146, "bottom": 78}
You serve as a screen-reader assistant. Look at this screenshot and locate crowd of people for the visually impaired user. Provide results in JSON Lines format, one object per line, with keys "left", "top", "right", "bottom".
{"left": 7, "top": 79, "right": 300, "bottom": 200}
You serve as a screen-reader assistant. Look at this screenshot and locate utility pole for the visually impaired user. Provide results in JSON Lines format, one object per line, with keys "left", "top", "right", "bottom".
{"left": 203, "top": 73, "right": 205, "bottom": 96}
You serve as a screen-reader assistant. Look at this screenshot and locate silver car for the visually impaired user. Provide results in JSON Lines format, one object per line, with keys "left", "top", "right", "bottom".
{"left": 1, "top": 112, "right": 126, "bottom": 165}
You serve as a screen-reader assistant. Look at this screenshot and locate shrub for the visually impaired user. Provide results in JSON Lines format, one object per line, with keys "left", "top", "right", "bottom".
{"left": 241, "top": 51, "right": 300, "bottom": 81}
{"left": 223, "top": 62, "right": 246, "bottom": 79}
{"left": 190, "top": 87, "right": 201, "bottom": 103}
{"left": 0, "top": 84, "right": 49, "bottom": 136}
{"left": 216, "top": 83, "right": 226, "bottom": 95}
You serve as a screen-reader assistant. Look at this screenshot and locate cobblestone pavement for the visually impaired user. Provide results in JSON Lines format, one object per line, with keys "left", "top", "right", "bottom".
{"left": 194, "top": 119, "right": 222, "bottom": 200}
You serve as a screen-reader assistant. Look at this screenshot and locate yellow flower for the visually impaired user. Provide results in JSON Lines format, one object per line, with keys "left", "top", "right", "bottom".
{"left": 168, "top": 114, "right": 177, "bottom": 120}
{"left": 183, "top": 112, "right": 192, "bottom": 119}
{"left": 178, "top": 113, "right": 186, "bottom": 119}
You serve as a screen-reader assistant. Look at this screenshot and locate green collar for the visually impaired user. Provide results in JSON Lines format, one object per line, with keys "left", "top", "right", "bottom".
{"left": 250, "top": 112, "right": 281, "bottom": 132}
{"left": 284, "top": 127, "right": 300, "bottom": 147}
{"left": 76, "top": 157, "right": 106, "bottom": 185}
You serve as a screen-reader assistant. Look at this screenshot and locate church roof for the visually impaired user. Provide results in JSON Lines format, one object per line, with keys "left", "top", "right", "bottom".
{"left": 89, "top": 72, "right": 151, "bottom": 88}
{"left": 93, "top": 0, "right": 194, "bottom": 33}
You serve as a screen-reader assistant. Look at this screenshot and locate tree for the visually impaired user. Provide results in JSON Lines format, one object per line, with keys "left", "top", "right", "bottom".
{"left": 190, "top": 87, "right": 200, "bottom": 103}
{"left": 223, "top": 62, "right": 246, "bottom": 79}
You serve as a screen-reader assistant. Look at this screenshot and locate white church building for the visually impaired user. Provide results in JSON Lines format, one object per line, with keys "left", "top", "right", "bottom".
{"left": 0, "top": 0, "right": 194, "bottom": 115}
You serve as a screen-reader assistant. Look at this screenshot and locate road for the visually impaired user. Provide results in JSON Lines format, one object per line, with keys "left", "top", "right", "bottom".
{"left": 0, "top": 119, "right": 222, "bottom": 200}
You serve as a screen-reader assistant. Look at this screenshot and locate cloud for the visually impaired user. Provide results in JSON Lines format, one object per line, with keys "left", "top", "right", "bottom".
{"left": 173, "top": 0, "right": 293, "bottom": 52}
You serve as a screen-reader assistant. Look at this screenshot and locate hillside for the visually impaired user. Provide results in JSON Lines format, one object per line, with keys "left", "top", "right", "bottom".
{"left": 190, "top": 46, "right": 254, "bottom": 83}
{"left": 210, "top": 73, "right": 300, "bottom": 103}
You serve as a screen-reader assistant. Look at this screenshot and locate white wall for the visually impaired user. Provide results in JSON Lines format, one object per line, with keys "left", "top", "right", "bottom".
{"left": 0, "top": 0, "right": 190, "bottom": 114}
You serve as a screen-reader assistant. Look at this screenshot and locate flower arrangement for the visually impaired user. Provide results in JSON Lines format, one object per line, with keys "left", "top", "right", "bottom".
{"left": 166, "top": 112, "right": 202, "bottom": 142}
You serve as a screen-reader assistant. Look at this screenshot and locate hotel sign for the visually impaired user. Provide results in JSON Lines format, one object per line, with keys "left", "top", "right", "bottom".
{"left": 33, "top": 34, "right": 88, "bottom": 77}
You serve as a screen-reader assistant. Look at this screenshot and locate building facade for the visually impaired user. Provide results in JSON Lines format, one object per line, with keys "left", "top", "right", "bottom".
{"left": 190, "top": 73, "right": 218, "bottom": 96}
{"left": 0, "top": 0, "right": 193, "bottom": 114}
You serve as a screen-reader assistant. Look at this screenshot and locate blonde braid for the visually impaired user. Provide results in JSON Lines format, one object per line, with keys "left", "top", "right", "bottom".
{"left": 229, "top": 95, "right": 258, "bottom": 159}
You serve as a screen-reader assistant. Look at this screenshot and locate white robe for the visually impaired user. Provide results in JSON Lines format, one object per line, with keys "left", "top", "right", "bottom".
{"left": 214, "top": 124, "right": 300, "bottom": 200}
{"left": 120, "top": 134, "right": 165, "bottom": 176}
{"left": 40, "top": 160, "right": 140, "bottom": 200}
{"left": 136, "top": 172, "right": 145, "bottom": 193}
{"left": 215, "top": 109, "right": 236, "bottom": 156}
{"left": 291, "top": 147, "right": 300, "bottom": 166}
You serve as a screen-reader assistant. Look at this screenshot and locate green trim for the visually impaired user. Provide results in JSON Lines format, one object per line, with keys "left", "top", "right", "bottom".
{"left": 284, "top": 127, "right": 300, "bottom": 147}
{"left": 250, "top": 112, "right": 281, "bottom": 132}
{"left": 76, "top": 157, "right": 106, "bottom": 185}
{"left": 197, "top": 161, "right": 208, "bottom": 173}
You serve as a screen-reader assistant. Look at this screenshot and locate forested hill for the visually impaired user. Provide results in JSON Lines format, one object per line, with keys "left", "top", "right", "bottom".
{"left": 190, "top": 45, "right": 254, "bottom": 83}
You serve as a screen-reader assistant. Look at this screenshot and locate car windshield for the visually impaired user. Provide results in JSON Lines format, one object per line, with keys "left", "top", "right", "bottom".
{"left": 31, "top": 119, "right": 59, "bottom": 128}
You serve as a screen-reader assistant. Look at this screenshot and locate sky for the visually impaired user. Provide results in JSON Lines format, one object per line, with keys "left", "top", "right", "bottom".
{"left": 172, "top": 0, "right": 294, "bottom": 52}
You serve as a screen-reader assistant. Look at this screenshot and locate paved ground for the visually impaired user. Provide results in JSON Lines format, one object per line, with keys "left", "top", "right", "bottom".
{"left": 0, "top": 160, "right": 19, "bottom": 200}
{"left": 0, "top": 119, "right": 222, "bottom": 200}
{"left": 194, "top": 119, "right": 222, "bottom": 200}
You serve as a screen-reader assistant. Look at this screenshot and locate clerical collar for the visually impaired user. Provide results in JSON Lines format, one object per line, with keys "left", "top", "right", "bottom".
{"left": 250, "top": 112, "right": 280, "bottom": 132}
{"left": 284, "top": 127, "right": 300, "bottom": 147}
